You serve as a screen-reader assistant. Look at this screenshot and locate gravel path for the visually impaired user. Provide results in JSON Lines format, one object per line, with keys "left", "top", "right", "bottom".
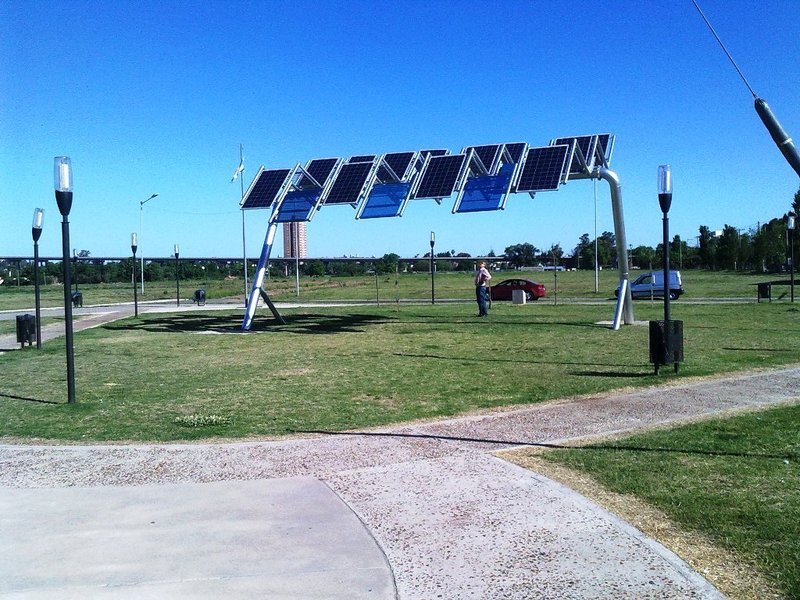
{"left": 4, "top": 367, "right": 797, "bottom": 598}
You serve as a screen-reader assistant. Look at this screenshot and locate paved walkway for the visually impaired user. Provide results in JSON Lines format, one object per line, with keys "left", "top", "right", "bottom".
{"left": 3, "top": 359, "right": 798, "bottom": 598}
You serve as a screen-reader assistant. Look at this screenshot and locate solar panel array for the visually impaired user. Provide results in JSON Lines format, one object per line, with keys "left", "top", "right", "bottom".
{"left": 243, "top": 133, "right": 613, "bottom": 219}
{"left": 324, "top": 161, "right": 375, "bottom": 205}
{"left": 515, "top": 145, "right": 571, "bottom": 193}
{"left": 413, "top": 154, "right": 467, "bottom": 199}
{"left": 241, "top": 167, "right": 292, "bottom": 210}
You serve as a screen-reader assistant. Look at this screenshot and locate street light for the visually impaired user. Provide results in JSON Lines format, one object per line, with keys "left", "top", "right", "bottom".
{"left": 174, "top": 244, "right": 180, "bottom": 306}
{"left": 32, "top": 208, "right": 44, "bottom": 349}
{"left": 131, "top": 233, "right": 138, "bottom": 317}
{"left": 788, "top": 213, "right": 795, "bottom": 303}
{"left": 139, "top": 193, "right": 159, "bottom": 294}
{"left": 429, "top": 231, "right": 436, "bottom": 304}
{"left": 54, "top": 156, "right": 76, "bottom": 404}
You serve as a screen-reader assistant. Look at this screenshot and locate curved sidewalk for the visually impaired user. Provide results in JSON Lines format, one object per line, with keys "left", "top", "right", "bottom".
{"left": 3, "top": 367, "right": 798, "bottom": 598}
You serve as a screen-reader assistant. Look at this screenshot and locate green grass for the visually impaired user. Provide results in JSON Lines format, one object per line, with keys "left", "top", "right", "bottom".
{"left": 542, "top": 405, "right": 800, "bottom": 598}
{"left": 0, "top": 269, "right": 785, "bottom": 311}
{"left": 1, "top": 301, "right": 799, "bottom": 441}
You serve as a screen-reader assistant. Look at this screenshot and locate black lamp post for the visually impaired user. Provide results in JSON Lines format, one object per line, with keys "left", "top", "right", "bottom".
{"left": 788, "top": 214, "right": 795, "bottom": 303}
{"left": 659, "top": 165, "right": 673, "bottom": 324}
{"left": 131, "top": 233, "right": 138, "bottom": 317}
{"left": 54, "top": 156, "right": 76, "bottom": 404}
{"left": 32, "top": 208, "right": 44, "bottom": 349}
{"left": 174, "top": 244, "right": 180, "bottom": 306}
{"left": 430, "top": 231, "right": 435, "bottom": 304}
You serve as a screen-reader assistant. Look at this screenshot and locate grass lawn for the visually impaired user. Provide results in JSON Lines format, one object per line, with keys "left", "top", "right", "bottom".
{"left": 532, "top": 405, "right": 800, "bottom": 599}
{"left": 1, "top": 300, "right": 799, "bottom": 441}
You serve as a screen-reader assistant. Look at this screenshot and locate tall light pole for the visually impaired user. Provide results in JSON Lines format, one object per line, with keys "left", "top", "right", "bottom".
{"left": 788, "top": 213, "right": 795, "bottom": 303}
{"left": 430, "top": 231, "right": 436, "bottom": 304}
{"left": 174, "top": 244, "right": 180, "bottom": 306}
{"left": 659, "top": 165, "right": 672, "bottom": 325}
{"left": 131, "top": 233, "right": 139, "bottom": 317}
{"left": 139, "top": 193, "right": 159, "bottom": 294}
{"left": 54, "top": 156, "right": 76, "bottom": 404}
{"left": 32, "top": 208, "right": 44, "bottom": 349}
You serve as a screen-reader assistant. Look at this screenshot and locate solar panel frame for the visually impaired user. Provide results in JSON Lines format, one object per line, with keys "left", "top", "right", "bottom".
{"left": 412, "top": 153, "right": 468, "bottom": 199}
{"left": 348, "top": 155, "right": 376, "bottom": 163}
{"left": 240, "top": 166, "right": 293, "bottom": 210}
{"left": 296, "top": 157, "right": 341, "bottom": 190}
{"left": 461, "top": 144, "right": 501, "bottom": 175}
{"left": 453, "top": 161, "right": 517, "bottom": 214}
{"left": 376, "top": 151, "right": 417, "bottom": 183}
{"left": 321, "top": 160, "right": 377, "bottom": 206}
{"left": 356, "top": 181, "right": 415, "bottom": 219}
{"left": 552, "top": 135, "right": 598, "bottom": 175}
{"left": 593, "top": 133, "right": 614, "bottom": 167}
{"left": 503, "top": 142, "right": 527, "bottom": 164}
{"left": 514, "top": 145, "right": 571, "bottom": 193}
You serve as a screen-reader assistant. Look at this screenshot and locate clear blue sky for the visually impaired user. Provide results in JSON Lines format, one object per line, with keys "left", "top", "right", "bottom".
{"left": 2, "top": 0, "right": 799, "bottom": 260}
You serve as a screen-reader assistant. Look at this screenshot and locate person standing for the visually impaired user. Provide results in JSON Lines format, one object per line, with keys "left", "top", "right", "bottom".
{"left": 475, "top": 261, "right": 492, "bottom": 317}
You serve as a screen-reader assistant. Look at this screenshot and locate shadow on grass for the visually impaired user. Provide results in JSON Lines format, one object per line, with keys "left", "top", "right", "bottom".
{"left": 0, "top": 392, "right": 61, "bottom": 405}
{"left": 394, "top": 351, "right": 650, "bottom": 374}
{"left": 103, "top": 312, "right": 396, "bottom": 335}
{"left": 297, "top": 430, "right": 797, "bottom": 460}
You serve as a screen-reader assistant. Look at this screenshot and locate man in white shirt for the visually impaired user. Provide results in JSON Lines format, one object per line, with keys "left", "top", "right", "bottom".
{"left": 474, "top": 261, "right": 492, "bottom": 317}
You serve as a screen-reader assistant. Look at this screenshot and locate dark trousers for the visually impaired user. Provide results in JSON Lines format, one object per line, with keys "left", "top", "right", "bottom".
{"left": 476, "top": 286, "right": 489, "bottom": 316}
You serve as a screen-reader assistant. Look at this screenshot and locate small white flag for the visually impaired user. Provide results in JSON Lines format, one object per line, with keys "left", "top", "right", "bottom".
{"left": 231, "top": 160, "right": 245, "bottom": 182}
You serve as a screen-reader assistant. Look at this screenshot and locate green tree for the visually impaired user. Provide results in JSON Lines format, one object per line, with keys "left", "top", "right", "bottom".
{"left": 504, "top": 243, "right": 538, "bottom": 268}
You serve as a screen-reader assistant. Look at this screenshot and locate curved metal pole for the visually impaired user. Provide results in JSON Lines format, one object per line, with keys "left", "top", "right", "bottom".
{"left": 572, "top": 168, "right": 634, "bottom": 328}
{"left": 242, "top": 219, "right": 278, "bottom": 330}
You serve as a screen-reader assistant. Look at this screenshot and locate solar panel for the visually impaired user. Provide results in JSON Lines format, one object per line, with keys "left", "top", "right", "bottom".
{"left": 515, "top": 145, "right": 571, "bottom": 192}
{"left": 357, "top": 181, "right": 414, "bottom": 219}
{"left": 376, "top": 151, "right": 416, "bottom": 182}
{"left": 240, "top": 167, "right": 291, "bottom": 210}
{"left": 553, "top": 136, "right": 597, "bottom": 174}
{"left": 323, "top": 161, "right": 375, "bottom": 205}
{"left": 349, "top": 155, "right": 375, "bottom": 163}
{"left": 463, "top": 145, "right": 500, "bottom": 173}
{"left": 413, "top": 154, "right": 467, "bottom": 199}
{"left": 594, "top": 134, "right": 614, "bottom": 166}
{"left": 453, "top": 162, "right": 517, "bottom": 213}
{"left": 274, "top": 189, "right": 321, "bottom": 222}
{"left": 503, "top": 142, "right": 527, "bottom": 164}
{"left": 297, "top": 158, "right": 340, "bottom": 189}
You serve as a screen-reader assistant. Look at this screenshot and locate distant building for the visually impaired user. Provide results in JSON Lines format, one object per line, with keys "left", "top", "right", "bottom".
{"left": 283, "top": 222, "right": 307, "bottom": 258}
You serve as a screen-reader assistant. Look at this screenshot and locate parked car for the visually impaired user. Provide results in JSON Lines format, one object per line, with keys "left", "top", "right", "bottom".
{"left": 615, "top": 270, "right": 684, "bottom": 300}
{"left": 489, "top": 278, "right": 546, "bottom": 301}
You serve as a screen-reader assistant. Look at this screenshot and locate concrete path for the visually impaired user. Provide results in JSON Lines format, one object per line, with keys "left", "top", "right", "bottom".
{"left": 3, "top": 366, "right": 798, "bottom": 598}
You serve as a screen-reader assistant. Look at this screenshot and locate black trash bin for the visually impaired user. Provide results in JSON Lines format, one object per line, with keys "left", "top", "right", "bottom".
{"left": 71, "top": 291, "right": 83, "bottom": 307}
{"left": 16, "top": 314, "right": 36, "bottom": 348}
{"left": 193, "top": 289, "right": 206, "bottom": 306}
{"left": 649, "top": 319, "right": 684, "bottom": 374}
{"left": 757, "top": 282, "right": 771, "bottom": 302}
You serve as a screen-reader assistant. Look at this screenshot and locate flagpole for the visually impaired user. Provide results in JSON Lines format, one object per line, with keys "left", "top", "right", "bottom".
{"left": 239, "top": 144, "right": 248, "bottom": 306}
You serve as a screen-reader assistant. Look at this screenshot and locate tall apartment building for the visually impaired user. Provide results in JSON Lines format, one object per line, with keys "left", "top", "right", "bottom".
{"left": 283, "top": 222, "right": 307, "bottom": 258}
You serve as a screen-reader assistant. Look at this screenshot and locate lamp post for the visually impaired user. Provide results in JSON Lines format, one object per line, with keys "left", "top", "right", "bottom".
{"left": 32, "top": 208, "right": 44, "bottom": 349}
{"left": 131, "top": 233, "right": 139, "bottom": 317}
{"left": 139, "top": 193, "right": 159, "bottom": 294}
{"left": 788, "top": 213, "right": 795, "bottom": 303}
{"left": 54, "top": 156, "right": 76, "bottom": 404}
{"left": 659, "top": 165, "right": 672, "bottom": 324}
{"left": 430, "top": 231, "right": 435, "bottom": 304}
{"left": 174, "top": 244, "right": 180, "bottom": 306}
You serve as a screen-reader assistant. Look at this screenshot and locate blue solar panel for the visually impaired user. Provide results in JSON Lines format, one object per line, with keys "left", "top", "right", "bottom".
{"left": 413, "top": 154, "right": 467, "bottom": 199}
{"left": 241, "top": 167, "right": 291, "bottom": 210}
{"left": 553, "top": 136, "right": 597, "bottom": 174}
{"left": 349, "top": 155, "right": 375, "bottom": 163}
{"left": 463, "top": 145, "right": 500, "bottom": 173}
{"left": 297, "top": 158, "right": 339, "bottom": 189}
{"left": 516, "top": 145, "right": 570, "bottom": 192}
{"left": 453, "top": 163, "right": 516, "bottom": 213}
{"left": 594, "top": 134, "right": 613, "bottom": 165}
{"left": 504, "top": 143, "right": 527, "bottom": 164}
{"left": 376, "top": 151, "right": 416, "bottom": 182}
{"left": 357, "top": 182, "right": 413, "bottom": 219}
{"left": 274, "top": 189, "right": 322, "bottom": 222}
{"left": 324, "top": 161, "right": 374, "bottom": 205}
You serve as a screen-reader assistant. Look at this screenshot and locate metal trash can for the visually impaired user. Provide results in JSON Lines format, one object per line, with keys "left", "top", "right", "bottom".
{"left": 71, "top": 291, "right": 83, "bottom": 307}
{"left": 16, "top": 314, "right": 36, "bottom": 347}
{"left": 649, "top": 319, "right": 684, "bottom": 374}
{"left": 757, "top": 282, "right": 771, "bottom": 302}
{"left": 193, "top": 289, "right": 206, "bottom": 306}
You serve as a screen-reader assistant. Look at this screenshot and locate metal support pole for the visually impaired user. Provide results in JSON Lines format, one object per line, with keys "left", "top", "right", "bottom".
{"left": 132, "top": 249, "right": 138, "bottom": 317}
{"left": 61, "top": 215, "right": 76, "bottom": 404}
{"left": 430, "top": 232, "right": 435, "bottom": 304}
{"left": 33, "top": 241, "right": 42, "bottom": 349}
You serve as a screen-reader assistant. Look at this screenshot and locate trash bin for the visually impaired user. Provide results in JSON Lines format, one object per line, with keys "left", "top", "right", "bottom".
{"left": 511, "top": 289, "right": 527, "bottom": 305}
{"left": 649, "top": 319, "right": 684, "bottom": 374}
{"left": 193, "top": 289, "right": 206, "bottom": 306}
{"left": 16, "top": 314, "right": 36, "bottom": 347}
{"left": 71, "top": 291, "right": 83, "bottom": 307}
{"left": 757, "top": 282, "right": 771, "bottom": 302}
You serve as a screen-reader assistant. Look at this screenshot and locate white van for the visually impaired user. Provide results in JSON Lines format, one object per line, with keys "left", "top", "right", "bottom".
{"left": 615, "top": 270, "right": 684, "bottom": 300}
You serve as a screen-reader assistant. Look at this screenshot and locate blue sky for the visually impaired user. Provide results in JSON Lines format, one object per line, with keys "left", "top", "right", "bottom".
{"left": 2, "top": 0, "right": 799, "bottom": 260}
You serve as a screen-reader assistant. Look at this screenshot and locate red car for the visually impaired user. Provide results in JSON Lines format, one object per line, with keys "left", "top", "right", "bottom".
{"left": 489, "top": 278, "right": 547, "bottom": 301}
